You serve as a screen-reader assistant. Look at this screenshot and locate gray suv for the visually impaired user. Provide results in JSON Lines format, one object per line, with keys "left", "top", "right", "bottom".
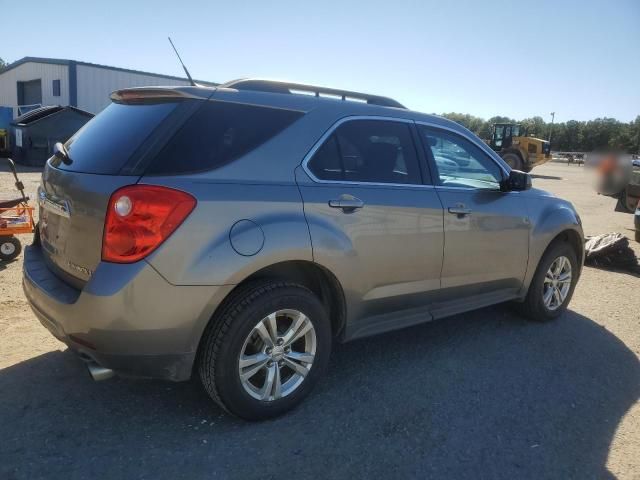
{"left": 23, "top": 79, "right": 584, "bottom": 419}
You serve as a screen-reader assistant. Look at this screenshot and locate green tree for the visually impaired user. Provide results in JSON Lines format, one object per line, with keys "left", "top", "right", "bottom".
{"left": 520, "top": 116, "right": 546, "bottom": 138}
{"left": 441, "top": 113, "right": 486, "bottom": 135}
{"left": 564, "top": 120, "right": 583, "bottom": 151}
{"left": 440, "top": 112, "right": 639, "bottom": 153}
{"left": 632, "top": 116, "right": 640, "bottom": 154}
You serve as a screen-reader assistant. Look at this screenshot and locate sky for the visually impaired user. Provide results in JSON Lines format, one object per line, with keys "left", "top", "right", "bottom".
{"left": 3, "top": 0, "right": 639, "bottom": 122}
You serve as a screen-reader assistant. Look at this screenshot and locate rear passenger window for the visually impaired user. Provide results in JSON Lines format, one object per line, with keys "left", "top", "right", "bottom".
{"left": 309, "top": 135, "right": 343, "bottom": 181}
{"left": 147, "top": 101, "right": 304, "bottom": 175}
{"left": 307, "top": 120, "right": 422, "bottom": 185}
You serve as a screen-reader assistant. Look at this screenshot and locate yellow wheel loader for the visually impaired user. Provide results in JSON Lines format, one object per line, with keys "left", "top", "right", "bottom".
{"left": 489, "top": 123, "right": 552, "bottom": 172}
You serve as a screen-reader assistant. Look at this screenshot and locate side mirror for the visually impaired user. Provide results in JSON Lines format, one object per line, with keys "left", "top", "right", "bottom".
{"left": 501, "top": 169, "right": 532, "bottom": 192}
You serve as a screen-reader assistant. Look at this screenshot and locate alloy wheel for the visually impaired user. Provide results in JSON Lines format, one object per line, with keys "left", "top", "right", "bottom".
{"left": 543, "top": 255, "right": 572, "bottom": 311}
{"left": 238, "top": 309, "right": 316, "bottom": 401}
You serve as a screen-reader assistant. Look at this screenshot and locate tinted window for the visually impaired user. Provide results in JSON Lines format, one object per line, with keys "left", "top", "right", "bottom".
{"left": 58, "top": 102, "right": 178, "bottom": 174}
{"left": 419, "top": 126, "right": 503, "bottom": 189}
{"left": 147, "top": 101, "right": 304, "bottom": 175}
{"left": 308, "top": 135, "right": 343, "bottom": 181}
{"left": 307, "top": 120, "right": 421, "bottom": 184}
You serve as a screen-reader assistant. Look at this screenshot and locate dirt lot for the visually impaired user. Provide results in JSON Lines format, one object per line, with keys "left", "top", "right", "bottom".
{"left": 1, "top": 161, "right": 638, "bottom": 479}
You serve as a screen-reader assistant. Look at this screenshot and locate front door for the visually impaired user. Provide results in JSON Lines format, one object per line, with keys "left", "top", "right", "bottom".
{"left": 417, "top": 124, "right": 530, "bottom": 302}
{"left": 297, "top": 118, "right": 444, "bottom": 326}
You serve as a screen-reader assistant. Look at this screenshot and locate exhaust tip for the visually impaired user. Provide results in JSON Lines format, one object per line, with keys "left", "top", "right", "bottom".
{"left": 87, "top": 362, "right": 115, "bottom": 381}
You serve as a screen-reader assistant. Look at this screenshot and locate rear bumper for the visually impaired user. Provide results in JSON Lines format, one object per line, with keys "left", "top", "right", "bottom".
{"left": 23, "top": 244, "right": 231, "bottom": 381}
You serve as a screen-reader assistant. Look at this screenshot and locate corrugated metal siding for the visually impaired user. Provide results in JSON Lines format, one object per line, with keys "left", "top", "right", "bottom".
{"left": 0, "top": 62, "right": 69, "bottom": 117}
{"left": 76, "top": 65, "right": 190, "bottom": 113}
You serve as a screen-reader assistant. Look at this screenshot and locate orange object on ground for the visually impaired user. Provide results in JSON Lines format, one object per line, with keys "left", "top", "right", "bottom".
{"left": 0, "top": 158, "right": 35, "bottom": 261}
{"left": 0, "top": 203, "right": 35, "bottom": 235}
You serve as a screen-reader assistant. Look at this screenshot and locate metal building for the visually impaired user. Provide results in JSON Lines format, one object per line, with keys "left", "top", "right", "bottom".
{"left": 0, "top": 57, "right": 216, "bottom": 118}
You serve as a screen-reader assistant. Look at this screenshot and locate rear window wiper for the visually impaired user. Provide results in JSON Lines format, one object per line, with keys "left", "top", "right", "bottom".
{"left": 53, "top": 142, "right": 72, "bottom": 165}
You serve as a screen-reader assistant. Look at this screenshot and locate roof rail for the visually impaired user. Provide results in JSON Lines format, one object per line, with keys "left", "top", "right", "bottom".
{"left": 220, "top": 79, "right": 406, "bottom": 109}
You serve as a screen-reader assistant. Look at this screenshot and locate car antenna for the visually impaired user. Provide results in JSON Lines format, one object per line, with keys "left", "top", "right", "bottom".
{"left": 168, "top": 36, "right": 196, "bottom": 86}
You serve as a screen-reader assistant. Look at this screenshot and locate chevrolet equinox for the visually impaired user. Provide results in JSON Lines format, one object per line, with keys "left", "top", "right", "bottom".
{"left": 23, "top": 79, "right": 584, "bottom": 419}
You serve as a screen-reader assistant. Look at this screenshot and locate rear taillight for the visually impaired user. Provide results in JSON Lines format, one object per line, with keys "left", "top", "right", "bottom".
{"left": 102, "top": 185, "right": 196, "bottom": 263}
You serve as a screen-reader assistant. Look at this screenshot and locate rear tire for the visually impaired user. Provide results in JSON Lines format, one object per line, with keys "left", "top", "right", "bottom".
{"left": 502, "top": 153, "right": 523, "bottom": 171}
{"left": 0, "top": 236, "right": 21, "bottom": 262}
{"left": 520, "top": 241, "right": 578, "bottom": 322}
{"left": 198, "top": 280, "right": 331, "bottom": 420}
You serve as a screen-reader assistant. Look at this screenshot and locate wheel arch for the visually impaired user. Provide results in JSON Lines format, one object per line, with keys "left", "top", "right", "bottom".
{"left": 233, "top": 260, "right": 347, "bottom": 338}
{"left": 524, "top": 224, "right": 584, "bottom": 295}
{"left": 193, "top": 260, "right": 347, "bottom": 374}
{"left": 541, "top": 228, "right": 584, "bottom": 274}
{"left": 551, "top": 229, "right": 584, "bottom": 267}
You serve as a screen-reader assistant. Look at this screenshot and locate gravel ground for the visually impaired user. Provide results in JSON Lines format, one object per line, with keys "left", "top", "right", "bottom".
{"left": 0, "top": 161, "right": 638, "bottom": 479}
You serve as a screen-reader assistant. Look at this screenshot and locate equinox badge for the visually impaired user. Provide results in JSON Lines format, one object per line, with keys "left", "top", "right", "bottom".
{"left": 39, "top": 189, "right": 71, "bottom": 219}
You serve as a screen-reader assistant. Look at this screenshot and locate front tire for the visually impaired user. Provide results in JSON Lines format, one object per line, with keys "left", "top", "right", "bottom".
{"left": 0, "top": 236, "right": 21, "bottom": 262}
{"left": 198, "top": 281, "right": 331, "bottom": 420}
{"left": 520, "top": 241, "right": 579, "bottom": 322}
{"left": 502, "top": 152, "right": 524, "bottom": 171}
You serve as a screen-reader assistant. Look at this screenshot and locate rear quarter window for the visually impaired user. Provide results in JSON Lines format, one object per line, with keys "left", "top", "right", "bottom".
{"left": 146, "top": 101, "right": 304, "bottom": 175}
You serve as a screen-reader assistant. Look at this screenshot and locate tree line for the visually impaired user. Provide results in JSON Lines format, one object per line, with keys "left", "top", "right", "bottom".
{"left": 440, "top": 112, "right": 640, "bottom": 154}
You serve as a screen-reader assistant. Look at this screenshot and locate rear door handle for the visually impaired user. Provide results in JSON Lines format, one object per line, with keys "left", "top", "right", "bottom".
{"left": 329, "top": 196, "right": 364, "bottom": 212}
{"left": 448, "top": 206, "right": 472, "bottom": 217}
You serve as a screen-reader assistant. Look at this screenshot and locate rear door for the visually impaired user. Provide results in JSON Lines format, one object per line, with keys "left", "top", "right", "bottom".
{"left": 417, "top": 124, "right": 530, "bottom": 303}
{"left": 297, "top": 117, "right": 444, "bottom": 324}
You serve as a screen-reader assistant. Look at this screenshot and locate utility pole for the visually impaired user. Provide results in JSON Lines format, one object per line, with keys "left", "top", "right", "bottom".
{"left": 548, "top": 112, "right": 555, "bottom": 142}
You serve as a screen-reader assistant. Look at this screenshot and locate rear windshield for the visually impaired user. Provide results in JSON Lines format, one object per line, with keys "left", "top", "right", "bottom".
{"left": 57, "top": 102, "right": 178, "bottom": 174}
{"left": 146, "top": 101, "right": 304, "bottom": 175}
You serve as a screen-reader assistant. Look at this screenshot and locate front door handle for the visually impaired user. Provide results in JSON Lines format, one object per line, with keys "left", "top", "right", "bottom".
{"left": 448, "top": 206, "right": 472, "bottom": 217}
{"left": 329, "top": 196, "right": 364, "bottom": 212}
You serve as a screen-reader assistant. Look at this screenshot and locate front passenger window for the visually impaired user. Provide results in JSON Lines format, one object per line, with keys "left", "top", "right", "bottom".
{"left": 419, "top": 126, "right": 503, "bottom": 190}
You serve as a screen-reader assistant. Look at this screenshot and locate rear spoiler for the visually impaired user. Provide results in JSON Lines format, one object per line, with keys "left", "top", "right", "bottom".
{"left": 110, "top": 86, "right": 214, "bottom": 104}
